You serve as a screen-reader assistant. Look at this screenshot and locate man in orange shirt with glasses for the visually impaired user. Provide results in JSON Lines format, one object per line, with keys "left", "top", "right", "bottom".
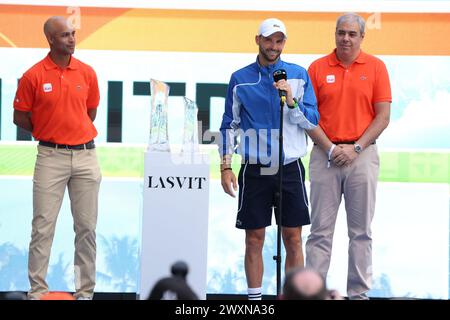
{"left": 13, "top": 16, "right": 101, "bottom": 300}
{"left": 305, "top": 13, "right": 391, "bottom": 300}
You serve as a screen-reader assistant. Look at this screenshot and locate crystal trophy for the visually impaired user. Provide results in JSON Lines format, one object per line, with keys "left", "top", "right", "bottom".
{"left": 148, "top": 79, "right": 170, "bottom": 152}
{"left": 181, "top": 97, "right": 199, "bottom": 153}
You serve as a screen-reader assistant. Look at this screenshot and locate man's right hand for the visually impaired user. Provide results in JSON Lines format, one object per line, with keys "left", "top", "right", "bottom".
{"left": 221, "top": 169, "right": 237, "bottom": 198}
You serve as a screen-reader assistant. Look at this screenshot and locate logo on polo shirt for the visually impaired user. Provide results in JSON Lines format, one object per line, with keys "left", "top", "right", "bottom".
{"left": 326, "top": 75, "right": 335, "bottom": 83}
{"left": 360, "top": 75, "right": 367, "bottom": 81}
{"left": 43, "top": 83, "right": 52, "bottom": 92}
{"left": 76, "top": 85, "right": 82, "bottom": 91}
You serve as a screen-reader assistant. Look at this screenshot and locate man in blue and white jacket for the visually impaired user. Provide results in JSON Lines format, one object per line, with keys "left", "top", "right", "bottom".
{"left": 219, "top": 18, "right": 319, "bottom": 300}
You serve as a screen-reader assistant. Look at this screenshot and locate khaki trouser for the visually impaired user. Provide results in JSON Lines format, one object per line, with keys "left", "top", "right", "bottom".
{"left": 305, "top": 144, "right": 379, "bottom": 299}
{"left": 28, "top": 145, "right": 101, "bottom": 300}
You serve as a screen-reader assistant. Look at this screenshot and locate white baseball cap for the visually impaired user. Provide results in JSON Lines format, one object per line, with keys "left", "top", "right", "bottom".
{"left": 257, "top": 18, "right": 287, "bottom": 38}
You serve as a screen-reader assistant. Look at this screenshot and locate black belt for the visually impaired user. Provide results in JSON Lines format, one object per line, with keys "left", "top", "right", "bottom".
{"left": 314, "top": 141, "right": 376, "bottom": 145}
{"left": 39, "top": 140, "right": 95, "bottom": 150}
{"left": 331, "top": 141, "right": 376, "bottom": 145}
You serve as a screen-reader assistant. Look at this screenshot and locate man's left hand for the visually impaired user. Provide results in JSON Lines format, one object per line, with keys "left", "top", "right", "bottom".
{"left": 332, "top": 144, "right": 359, "bottom": 167}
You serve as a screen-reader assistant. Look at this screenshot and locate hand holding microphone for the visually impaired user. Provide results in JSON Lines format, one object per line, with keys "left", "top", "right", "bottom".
{"left": 273, "top": 69, "right": 293, "bottom": 107}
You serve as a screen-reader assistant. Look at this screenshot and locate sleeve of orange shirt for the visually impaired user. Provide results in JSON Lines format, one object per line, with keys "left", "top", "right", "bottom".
{"left": 86, "top": 67, "right": 100, "bottom": 109}
{"left": 373, "top": 60, "right": 392, "bottom": 104}
{"left": 13, "top": 75, "right": 35, "bottom": 112}
{"left": 307, "top": 63, "right": 319, "bottom": 102}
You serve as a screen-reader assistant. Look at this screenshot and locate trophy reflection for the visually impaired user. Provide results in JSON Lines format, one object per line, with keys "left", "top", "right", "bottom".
{"left": 148, "top": 79, "right": 170, "bottom": 152}
{"left": 182, "top": 97, "right": 200, "bottom": 154}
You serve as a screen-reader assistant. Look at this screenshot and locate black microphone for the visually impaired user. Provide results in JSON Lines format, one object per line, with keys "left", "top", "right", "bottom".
{"left": 273, "top": 69, "right": 287, "bottom": 104}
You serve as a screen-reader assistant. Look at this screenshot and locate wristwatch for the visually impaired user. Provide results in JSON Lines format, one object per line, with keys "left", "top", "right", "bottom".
{"left": 354, "top": 143, "right": 363, "bottom": 154}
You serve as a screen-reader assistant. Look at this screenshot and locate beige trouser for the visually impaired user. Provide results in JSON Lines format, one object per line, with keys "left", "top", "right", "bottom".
{"left": 305, "top": 144, "right": 379, "bottom": 299}
{"left": 28, "top": 145, "right": 101, "bottom": 300}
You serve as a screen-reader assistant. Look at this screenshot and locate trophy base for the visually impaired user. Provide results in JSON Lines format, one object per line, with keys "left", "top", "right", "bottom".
{"left": 147, "top": 143, "right": 170, "bottom": 152}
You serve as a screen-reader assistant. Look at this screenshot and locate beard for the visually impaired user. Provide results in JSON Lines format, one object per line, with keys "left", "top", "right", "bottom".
{"left": 259, "top": 47, "right": 281, "bottom": 63}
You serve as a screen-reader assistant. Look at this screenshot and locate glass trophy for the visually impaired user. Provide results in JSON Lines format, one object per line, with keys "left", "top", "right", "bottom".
{"left": 181, "top": 97, "right": 199, "bottom": 153}
{"left": 148, "top": 79, "right": 170, "bottom": 152}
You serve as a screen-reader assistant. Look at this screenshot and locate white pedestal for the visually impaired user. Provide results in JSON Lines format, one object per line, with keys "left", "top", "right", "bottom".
{"left": 138, "top": 151, "right": 210, "bottom": 299}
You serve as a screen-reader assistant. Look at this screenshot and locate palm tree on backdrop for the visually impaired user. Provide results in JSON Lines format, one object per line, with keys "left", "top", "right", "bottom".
{"left": 99, "top": 235, "right": 139, "bottom": 291}
{"left": 0, "top": 242, "right": 28, "bottom": 290}
{"left": 47, "top": 253, "right": 71, "bottom": 291}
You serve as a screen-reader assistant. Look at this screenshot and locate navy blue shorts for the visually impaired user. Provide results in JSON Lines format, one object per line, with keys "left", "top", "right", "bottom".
{"left": 235, "top": 159, "right": 310, "bottom": 229}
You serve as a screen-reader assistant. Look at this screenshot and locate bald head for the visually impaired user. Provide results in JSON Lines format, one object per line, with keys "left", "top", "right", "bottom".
{"left": 291, "top": 269, "right": 324, "bottom": 295}
{"left": 44, "top": 16, "right": 71, "bottom": 39}
{"left": 283, "top": 267, "right": 328, "bottom": 300}
{"left": 43, "top": 16, "right": 76, "bottom": 57}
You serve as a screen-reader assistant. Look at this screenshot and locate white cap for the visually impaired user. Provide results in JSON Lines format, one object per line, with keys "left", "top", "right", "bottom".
{"left": 257, "top": 18, "right": 287, "bottom": 38}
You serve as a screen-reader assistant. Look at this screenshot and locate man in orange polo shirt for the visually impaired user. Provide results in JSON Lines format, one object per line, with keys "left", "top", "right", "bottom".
{"left": 305, "top": 13, "right": 391, "bottom": 299}
{"left": 13, "top": 16, "right": 101, "bottom": 300}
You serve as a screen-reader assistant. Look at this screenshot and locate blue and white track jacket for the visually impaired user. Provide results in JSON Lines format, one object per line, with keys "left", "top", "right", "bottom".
{"left": 219, "top": 58, "right": 319, "bottom": 166}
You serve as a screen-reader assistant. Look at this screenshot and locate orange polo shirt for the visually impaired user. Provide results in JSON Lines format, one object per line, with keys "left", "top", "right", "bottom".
{"left": 13, "top": 54, "right": 100, "bottom": 145}
{"left": 308, "top": 50, "right": 391, "bottom": 142}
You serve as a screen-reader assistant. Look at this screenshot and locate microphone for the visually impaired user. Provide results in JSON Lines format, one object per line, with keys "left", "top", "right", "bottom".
{"left": 273, "top": 69, "right": 287, "bottom": 105}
